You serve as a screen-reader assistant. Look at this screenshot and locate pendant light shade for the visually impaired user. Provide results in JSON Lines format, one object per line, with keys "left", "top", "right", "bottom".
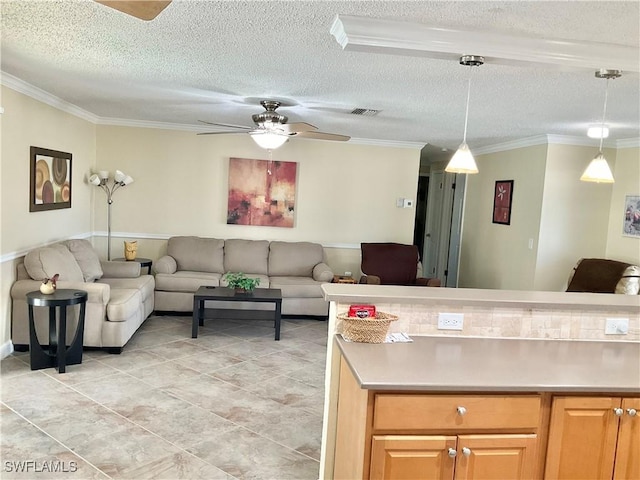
{"left": 580, "top": 152, "right": 615, "bottom": 183}
{"left": 581, "top": 69, "right": 620, "bottom": 183}
{"left": 445, "top": 55, "right": 484, "bottom": 174}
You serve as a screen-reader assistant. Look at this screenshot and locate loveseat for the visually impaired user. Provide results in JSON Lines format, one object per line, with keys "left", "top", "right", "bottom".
{"left": 11, "top": 239, "right": 155, "bottom": 353}
{"left": 153, "top": 237, "right": 333, "bottom": 316}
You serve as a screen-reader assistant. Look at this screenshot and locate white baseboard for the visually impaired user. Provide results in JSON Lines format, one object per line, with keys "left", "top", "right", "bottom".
{"left": 0, "top": 340, "right": 14, "bottom": 359}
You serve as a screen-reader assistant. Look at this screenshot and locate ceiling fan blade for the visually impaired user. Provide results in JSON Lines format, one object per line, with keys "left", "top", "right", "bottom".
{"left": 279, "top": 122, "right": 317, "bottom": 134}
{"left": 295, "top": 131, "right": 350, "bottom": 142}
{"left": 197, "top": 131, "right": 248, "bottom": 136}
{"left": 95, "top": 0, "right": 171, "bottom": 21}
{"left": 198, "top": 120, "right": 252, "bottom": 130}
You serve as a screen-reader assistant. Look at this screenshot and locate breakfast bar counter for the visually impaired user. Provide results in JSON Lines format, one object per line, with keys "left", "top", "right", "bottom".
{"left": 336, "top": 335, "right": 640, "bottom": 393}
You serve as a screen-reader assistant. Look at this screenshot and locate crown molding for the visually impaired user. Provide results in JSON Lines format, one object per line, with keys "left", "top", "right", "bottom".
{"left": 473, "top": 134, "right": 628, "bottom": 155}
{"left": 0, "top": 71, "right": 99, "bottom": 123}
{"left": 348, "top": 137, "right": 425, "bottom": 149}
{"left": 616, "top": 137, "right": 640, "bottom": 149}
{"left": 331, "top": 15, "right": 640, "bottom": 72}
{"left": 96, "top": 117, "right": 206, "bottom": 132}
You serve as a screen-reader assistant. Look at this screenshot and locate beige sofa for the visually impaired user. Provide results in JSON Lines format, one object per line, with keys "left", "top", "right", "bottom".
{"left": 154, "top": 237, "right": 333, "bottom": 316}
{"left": 11, "top": 239, "right": 155, "bottom": 353}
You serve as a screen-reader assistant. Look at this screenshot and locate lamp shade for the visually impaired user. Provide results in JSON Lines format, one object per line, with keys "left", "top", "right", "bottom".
{"left": 122, "top": 175, "right": 134, "bottom": 185}
{"left": 89, "top": 174, "right": 101, "bottom": 185}
{"left": 580, "top": 152, "right": 614, "bottom": 183}
{"left": 114, "top": 170, "right": 126, "bottom": 183}
{"left": 445, "top": 143, "right": 479, "bottom": 174}
{"left": 98, "top": 170, "right": 109, "bottom": 180}
{"left": 250, "top": 131, "right": 288, "bottom": 150}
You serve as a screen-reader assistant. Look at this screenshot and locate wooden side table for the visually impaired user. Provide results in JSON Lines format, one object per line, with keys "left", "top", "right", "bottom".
{"left": 333, "top": 275, "right": 357, "bottom": 284}
{"left": 26, "top": 289, "right": 88, "bottom": 373}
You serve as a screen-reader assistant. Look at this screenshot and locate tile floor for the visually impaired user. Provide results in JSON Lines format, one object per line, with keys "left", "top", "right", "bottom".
{"left": 1, "top": 315, "right": 328, "bottom": 479}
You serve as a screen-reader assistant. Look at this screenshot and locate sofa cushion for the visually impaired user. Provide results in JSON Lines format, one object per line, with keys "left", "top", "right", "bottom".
{"left": 65, "top": 239, "right": 103, "bottom": 282}
{"left": 155, "top": 271, "right": 221, "bottom": 292}
{"left": 24, "top": 244, "right": 84, "bottom": 282}
{"left": 168, "top": 236, "right": 224, "bottom": 274}
{"left": 269, "top": 241, "right": 324, "bottom": 277}
{"left": 269, "top": 276, "right": 324, "bottom": 298}
{"left": 99, "top": 275, "right": 155, "bottom": 302}
{"left": 615, "top": 265, "right": 640, "bottom": 295}
{"left": 224, "top": 239, "right": 269, "bottom": 275}
{"left": 567, "top": 258, "right": 631, "bottom": 293}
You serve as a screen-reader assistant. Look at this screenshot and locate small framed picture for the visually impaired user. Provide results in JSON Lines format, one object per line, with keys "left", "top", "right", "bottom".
{"left": 623, "top": 195, "right": 640, "bottom": 237}
{"left": 30, "top": 146, "right": 72, "bottom": 212}
{"left": 492, "top": 180, "right": 513, "bottom": 225}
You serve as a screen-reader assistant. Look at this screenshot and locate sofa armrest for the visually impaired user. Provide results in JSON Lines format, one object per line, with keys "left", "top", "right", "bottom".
{"left": 359, "top": 274, "right": 381, "bottom": 285}
{"left": 312, "top": 262, "right": 333, "bottom": 282}
{"left": 100, "top": 261, "right": 140, "bottom": 278}
{"left": 154, "top": 255, "right": 177, "bottom": 274}
{"left": 11, "top": 279, "right": 110, "bottom": 305}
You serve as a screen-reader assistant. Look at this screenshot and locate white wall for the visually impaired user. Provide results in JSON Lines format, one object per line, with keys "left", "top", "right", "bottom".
{"left": 605, "top": 147, "right": 640, "bottom": 264}
{"left": 459, "top": 145, "right": 547, "bottom": 290}
{"left": 534, "top": 144, "right": 615, "bottom": 290}
{"left": 0, "top": 86, "right": 96, "bottom": 347}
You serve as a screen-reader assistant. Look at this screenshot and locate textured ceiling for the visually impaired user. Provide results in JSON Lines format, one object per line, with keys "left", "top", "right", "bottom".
{"left": 2, "top": 0, "right": 639, "bottom": 151}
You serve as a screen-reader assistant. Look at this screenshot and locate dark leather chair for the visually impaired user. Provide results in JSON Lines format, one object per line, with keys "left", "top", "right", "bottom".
{"left": 359, "top": 242, "right": 441, "bottom": 286}
{"left": 566, "top": 258, "right": 638, "bottom": 294}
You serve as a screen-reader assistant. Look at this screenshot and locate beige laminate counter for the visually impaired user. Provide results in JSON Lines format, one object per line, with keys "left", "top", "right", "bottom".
{"left": 336, "top": 335, "right": 640, "bottom": 393}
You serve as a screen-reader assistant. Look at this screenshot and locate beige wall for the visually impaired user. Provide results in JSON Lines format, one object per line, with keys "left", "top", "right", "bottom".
{"left": 458, "top": 145, "right": 547, "bottom": 290}
{"left": 606, "top": 147, "right": 640, "bottom": 264}
{"left": 0, "top": 86, "right": 96, "bottom": 348}
{"left": 534, "top": 144, "right": 615, "bottom": 291}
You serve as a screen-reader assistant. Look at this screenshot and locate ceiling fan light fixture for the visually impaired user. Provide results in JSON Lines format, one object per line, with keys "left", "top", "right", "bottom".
{"left": 580, "top": 152, "right": 614, "bottom": 183}
{"left": 445, "top": 55, "right": 484, "bottom": 175}
{"left": 250, "top": 131, "right": 288, "bottom": 150}
{"left": 445, "top": 142, "right": 479, "bottom": 174}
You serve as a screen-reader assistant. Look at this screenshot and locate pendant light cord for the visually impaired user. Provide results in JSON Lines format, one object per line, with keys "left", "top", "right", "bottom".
{"left": 461, "top": 65, "right": 475, "bottom": 144}
{"left": 598, "top": 77, "right": 610, "bottom": 153}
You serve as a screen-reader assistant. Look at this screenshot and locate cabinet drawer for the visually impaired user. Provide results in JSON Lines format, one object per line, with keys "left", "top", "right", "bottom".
{"left": 373, "top": 394, "right": 541, "bottom": 431}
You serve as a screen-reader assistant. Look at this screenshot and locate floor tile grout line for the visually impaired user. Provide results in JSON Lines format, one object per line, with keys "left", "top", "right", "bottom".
{"left": 0, "top": 401, "right": 116, "bottom": 479}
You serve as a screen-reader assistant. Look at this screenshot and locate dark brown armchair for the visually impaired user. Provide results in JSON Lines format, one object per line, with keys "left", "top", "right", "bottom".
{"left": 566, "top": 258, "right": 639, "bottom": 294}
{"left": 359, "top": 242, "right": 441, "bottom": 286}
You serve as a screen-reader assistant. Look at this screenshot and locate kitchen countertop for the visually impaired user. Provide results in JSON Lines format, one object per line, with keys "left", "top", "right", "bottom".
{"left": 336, "top": 335, "right": 640, "bottom": 393}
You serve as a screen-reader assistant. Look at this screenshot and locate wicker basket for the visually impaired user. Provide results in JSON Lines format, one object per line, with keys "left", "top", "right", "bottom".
{"left": 338, "top": 311, "right": 399, "bottom": 343}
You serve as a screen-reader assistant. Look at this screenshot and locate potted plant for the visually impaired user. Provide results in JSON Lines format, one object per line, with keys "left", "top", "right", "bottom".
{"left": 224, "top": 272, "right": 260, "bottom": 293}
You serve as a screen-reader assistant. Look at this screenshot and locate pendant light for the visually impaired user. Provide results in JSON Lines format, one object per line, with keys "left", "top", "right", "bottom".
{"left": 580, "top": 69, "right": 620, "bottom": 183}
{"left": 445, "top": 55, "right": 484, "bottom": 174}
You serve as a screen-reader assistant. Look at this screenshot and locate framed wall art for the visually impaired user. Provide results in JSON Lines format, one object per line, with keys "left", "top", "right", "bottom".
{"left": 227, "top": 157, "right": 297, "bottom": 228}
{"left": 30, "top": 146, "right": 72, "bottom": 212}
{"left": 492, "top": 180, "right": 514, "bottom": 225}
{"left": 623, "top": 195, "right": 640, "bottom": 237}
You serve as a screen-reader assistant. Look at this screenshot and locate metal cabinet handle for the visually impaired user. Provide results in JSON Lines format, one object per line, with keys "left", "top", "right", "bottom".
{"left": 448, "top": 448, "right": 457, "bottom": 458}
{"left": 627, "top": 408, "right": 637, "bottom": 417}
{"left": 613, "top": 407, "right": 624, "bottom": 416}
{"left": 457, "top": 406, "right": 467, "bottom": 416}
{"left": 462, "top": 447, "right": 471, "bottom": 457}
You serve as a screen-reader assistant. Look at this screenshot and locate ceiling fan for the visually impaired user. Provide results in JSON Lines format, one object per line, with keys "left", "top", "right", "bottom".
{"left": 198, "top": 100, "right": 350, "bottom": 149}
{"left": 95, "top": 0, "right": 171, "bottom": 21}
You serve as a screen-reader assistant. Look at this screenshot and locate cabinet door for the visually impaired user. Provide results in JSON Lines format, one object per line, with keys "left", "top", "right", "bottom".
{"left": 455, "top": 434, "right": 538, "bottom": 480}
{"left": 370, "top": 435, "right": 456, "bottom": 480}
{"left": 545, "top": 397, "right": 620, "bottom": 479}
{"left": 614, "top": 397, "right": 640, "bottom": 480}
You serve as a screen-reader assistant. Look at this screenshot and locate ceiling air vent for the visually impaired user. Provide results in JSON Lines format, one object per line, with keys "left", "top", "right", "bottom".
{"left": 350, "top": 108, "right": 380, "bottom": 116}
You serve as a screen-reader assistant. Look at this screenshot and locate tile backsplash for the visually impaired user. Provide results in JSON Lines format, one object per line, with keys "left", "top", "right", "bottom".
{"left": 336, "top": 303, "right": 640, "bottom": 342}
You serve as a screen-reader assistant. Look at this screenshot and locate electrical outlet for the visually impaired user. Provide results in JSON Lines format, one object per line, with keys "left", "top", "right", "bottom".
{"left": 345, "top": 271, "right": 352, "bottom": 277}
{"left": 438, "top": 313, "right": 464, "bottom": 330}
{"left": 605, "top": 318, "right": 629, "bottom": 335}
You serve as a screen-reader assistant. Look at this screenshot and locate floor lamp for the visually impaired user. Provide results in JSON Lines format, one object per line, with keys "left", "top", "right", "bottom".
{"left": 89, "top": 170, "right": 134, "bottom": 260}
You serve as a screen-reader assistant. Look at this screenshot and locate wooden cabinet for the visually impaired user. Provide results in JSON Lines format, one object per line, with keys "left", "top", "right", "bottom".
{"left": 544, "top": 396, "right": 640, "bottom": 479}
{"left": 333, "top": 360, "right": 543, "bottom": 480}
{"left": 370, "top": 434, "right": 537, "bottom": 480}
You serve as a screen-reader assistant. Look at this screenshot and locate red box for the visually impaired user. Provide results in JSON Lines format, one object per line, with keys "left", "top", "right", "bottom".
{"left": 348, "top": 304, "right": 376, "bottom": 318}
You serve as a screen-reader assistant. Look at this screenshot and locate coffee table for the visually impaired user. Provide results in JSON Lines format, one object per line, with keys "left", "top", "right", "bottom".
{"left": 192, "top": 286, "right": 283, "bottom": 340}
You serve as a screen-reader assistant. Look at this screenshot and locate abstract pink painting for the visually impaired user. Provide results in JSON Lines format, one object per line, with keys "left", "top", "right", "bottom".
{"left": 227, "top": 157, "right": 297, "bottom": 228}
